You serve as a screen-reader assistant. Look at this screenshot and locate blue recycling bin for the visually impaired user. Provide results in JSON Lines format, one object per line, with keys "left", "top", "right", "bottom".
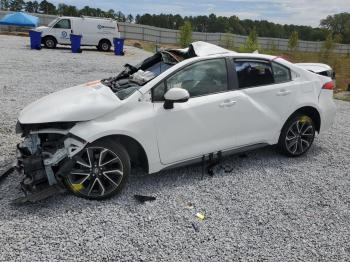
{"left": 70, "top": 34, "right": 82, "bottom": 53}
{"left": 29, "top": 30, "right": 42, "bottom": 50}
{"left": 113, "top": 38, "right": 124, "bottom": 56}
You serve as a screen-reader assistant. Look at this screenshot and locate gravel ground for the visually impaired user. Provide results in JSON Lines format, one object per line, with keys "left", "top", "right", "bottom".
{"left": 0, "top": 35, "right": 350, "bottom": 262}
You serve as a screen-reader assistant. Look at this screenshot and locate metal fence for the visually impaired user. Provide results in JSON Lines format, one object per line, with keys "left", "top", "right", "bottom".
{"left": 1, "top": 10, "right": 350, "bottom": 54}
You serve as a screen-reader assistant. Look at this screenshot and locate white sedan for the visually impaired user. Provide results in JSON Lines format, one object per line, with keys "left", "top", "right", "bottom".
{"left": 14, "top": 42, "right": 336, "bottom": 200}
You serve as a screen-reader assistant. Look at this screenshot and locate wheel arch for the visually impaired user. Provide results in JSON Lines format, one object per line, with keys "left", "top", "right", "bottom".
{"left": 285, "top": 106, "right": 321, "bottom": 133}
{"left": 97, "top": 134, "right": 149, "bottom": 173}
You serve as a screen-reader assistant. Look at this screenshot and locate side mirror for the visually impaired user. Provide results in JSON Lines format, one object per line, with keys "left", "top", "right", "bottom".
{"left": 163, "top": 88, "right": 190, "bottom": 109}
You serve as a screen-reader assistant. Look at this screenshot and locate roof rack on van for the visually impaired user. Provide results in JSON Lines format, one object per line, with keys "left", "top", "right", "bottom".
{"left": 80, "top": 15, "right": 115, "bottom": 21}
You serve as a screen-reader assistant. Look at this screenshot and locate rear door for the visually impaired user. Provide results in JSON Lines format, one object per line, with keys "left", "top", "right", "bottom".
{"left": 228, "top": 59, "right": 298, "bottom": 146}
{"left": 50, "top": 18, "right": 71, "bottom": 44}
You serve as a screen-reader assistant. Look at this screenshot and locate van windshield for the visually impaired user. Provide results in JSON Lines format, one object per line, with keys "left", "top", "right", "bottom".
{"left": 48, "top": 18, "right": 59, "bottom": 27}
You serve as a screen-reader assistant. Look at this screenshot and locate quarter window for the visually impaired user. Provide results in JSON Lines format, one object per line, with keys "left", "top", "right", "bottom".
{"left": 272, "top": 62, "right": 291, "bottom": 83}
{"left": 235, "top": 60, "right": 274, "bottom": 88}
{"left": 53, "top": 19, "right": 71, "bottom": 29}
{"left": 153, "top": 58, "right": 228, "bottom": 101}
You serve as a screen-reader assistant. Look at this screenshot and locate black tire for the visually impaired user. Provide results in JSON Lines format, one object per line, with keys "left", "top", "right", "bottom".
{"left": 64, "top": 140, "right": 130, "bottom": 200}
{"left": 98, "top": 39, "right": 111, "bottom": 52}
{"left": 278, "top": 114, "right": 316, "bottom": 157}
{"left": 43, "top": 36, "right": 57, "bottom": 49}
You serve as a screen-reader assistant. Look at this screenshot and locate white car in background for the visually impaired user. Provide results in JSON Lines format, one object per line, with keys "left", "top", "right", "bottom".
{"left": 14, "top": 42, "right": 336, "bottom": 201}
{"left": 35, "top": 16, "right": 120, "bottom": 51}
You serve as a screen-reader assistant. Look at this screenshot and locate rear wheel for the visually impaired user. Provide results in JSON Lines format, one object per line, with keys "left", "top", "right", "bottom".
{"left": 64, "top": 140, "right": 130, "bottom": 200}
{"left": 98, "top": 39, "right": 111, "bottom": 52}
{"left": 278, "top": 114, "right": 315, "bottom": 157}
{"left": 43, "top": 36, "right": 57, "bottom": 49}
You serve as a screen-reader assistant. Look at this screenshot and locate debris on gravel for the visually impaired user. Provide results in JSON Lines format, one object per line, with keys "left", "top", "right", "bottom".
{"left": 0, "top": 35, "right": 350, "bottom": 261}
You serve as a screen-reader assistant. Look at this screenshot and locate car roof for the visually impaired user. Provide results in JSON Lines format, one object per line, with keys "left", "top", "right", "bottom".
{"left": 172, "top": 41, "right": 277, "bottom": 61}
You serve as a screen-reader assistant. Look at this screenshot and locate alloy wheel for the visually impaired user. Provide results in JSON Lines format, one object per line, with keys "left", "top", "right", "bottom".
{"left": 285, "top": 118, "right": 315, "bottom": 155}
{"left": 66, "top": 147, "right": 124, "bottom": 198}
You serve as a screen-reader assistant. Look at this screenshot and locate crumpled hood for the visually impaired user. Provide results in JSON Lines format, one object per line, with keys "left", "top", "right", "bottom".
{"left": 19, "top": 81, "right": 121, "bottom": 124}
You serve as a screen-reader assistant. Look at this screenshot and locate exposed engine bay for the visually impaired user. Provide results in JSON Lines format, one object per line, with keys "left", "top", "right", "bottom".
{"left": 13, "top": 124, "right": 87, "bottom": 203}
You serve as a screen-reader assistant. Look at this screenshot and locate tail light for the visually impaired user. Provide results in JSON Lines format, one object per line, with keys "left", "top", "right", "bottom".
{"left": 322, "top": 81, "right": 334, "bottom": 90}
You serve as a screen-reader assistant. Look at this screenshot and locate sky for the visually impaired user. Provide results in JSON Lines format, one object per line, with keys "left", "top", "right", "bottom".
{"left": 49, "top": 0, "right": 350, "bottom": 27}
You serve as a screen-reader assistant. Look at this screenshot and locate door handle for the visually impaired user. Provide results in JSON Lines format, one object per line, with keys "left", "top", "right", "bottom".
{"left": 276, "top": 90, "right": 291, "bottom": 96}
{"left": 219, "top": 100, "right": 237, "bottom": 107}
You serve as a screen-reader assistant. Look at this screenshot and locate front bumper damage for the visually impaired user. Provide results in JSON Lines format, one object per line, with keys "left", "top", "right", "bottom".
{"left": 5, "top": 130, "right": 87, "bottom": 204}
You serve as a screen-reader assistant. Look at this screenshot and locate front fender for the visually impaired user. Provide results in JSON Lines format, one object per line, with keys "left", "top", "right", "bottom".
{"left": 69, "top": 100, "right": 162, "bottom": 173}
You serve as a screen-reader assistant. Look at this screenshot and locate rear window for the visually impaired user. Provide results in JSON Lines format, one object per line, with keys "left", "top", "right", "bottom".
{"left": 272, "top": 62, "right": 291, "bottom": 83}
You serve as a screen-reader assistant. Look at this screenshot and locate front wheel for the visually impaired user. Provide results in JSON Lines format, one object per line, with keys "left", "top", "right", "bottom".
{"left": 43, "top": 36, "right": 57, "bottom": 49}
{"left": 278, "top": 114, "right": 316, "bottom": 157}
{"left": 64, "top": 140, "right": 130, "bottom": 200}
{"left": 98, "top": 40, "right": 111, "bottom": 52}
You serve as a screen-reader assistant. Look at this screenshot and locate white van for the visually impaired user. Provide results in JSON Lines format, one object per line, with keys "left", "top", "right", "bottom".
{"left": 35, "top": 16, "right": 121, "bottom": 51}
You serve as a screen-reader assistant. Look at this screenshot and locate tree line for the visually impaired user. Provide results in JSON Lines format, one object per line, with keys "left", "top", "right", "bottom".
{"left": 1, "top": 0, "right": 350, "bottom": 44}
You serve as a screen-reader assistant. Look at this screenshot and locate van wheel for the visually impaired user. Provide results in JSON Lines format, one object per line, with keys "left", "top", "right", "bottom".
{"left": 278, "top": 114, "right": 316, "bottom": 157}
{"left": 43, "top": 36, "right": 57, "bottom": 49}
{"left": 98, "top": 40, "right": 111, "bottom": 52}
{"left": 64, "top": 140, "right": 130, "bottom": 200}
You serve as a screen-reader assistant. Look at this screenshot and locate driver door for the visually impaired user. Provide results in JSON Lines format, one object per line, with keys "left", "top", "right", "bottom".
{"left": 152, "top": 58, "right": 237, "bottom": 165}
{"left": 50, "top": 18, "right": 71, "bottom": 44}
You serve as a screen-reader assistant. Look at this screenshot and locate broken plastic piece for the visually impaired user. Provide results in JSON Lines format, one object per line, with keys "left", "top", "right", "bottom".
{"left": 186, "top": 202, "right": 194, "bottom": 209}
{"left": 134, "top": 194, "right": 156, "bottom": 203}
{"left": 196, "top": 212, "right": 205, "bottom": 220}
{"left": 191, "top": 222, "right": 200, "bottom": 232}
{"left": 12, "top": 185, "right": 65, "bottom": 205}
{"left": 70, "top": 183, "right": 85, "bottom": 192}
{"left": 0, "top": 160, "right": 18, "bottom": 184}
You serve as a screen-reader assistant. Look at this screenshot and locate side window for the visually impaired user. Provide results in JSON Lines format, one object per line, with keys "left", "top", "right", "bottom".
{"left": 272, "top": 62, "right": 291, "bottom": 83}
{"left": 164, "top": 58, "right": 228, "bottom": 98}
{"left": 235, "top": 60, "right": 274, "bottom": 88}
{"left": 53, "top": 19, "right": 71, "bottom": 29}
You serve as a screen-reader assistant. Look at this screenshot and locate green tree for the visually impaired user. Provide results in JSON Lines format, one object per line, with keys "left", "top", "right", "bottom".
{"left": 32, "top": 0, "right": 38, "bottom": 12}
{"left": 240, "top": 28, "right": 259, "bottom": 52}
{"left": 321, "top": 32, "right": 342, "bottom": 58}
{"left": 24, "top": 1, "right": 34, "bottom": 12}
{"left": 321, "top": 13, "right": 350, "bottom": 43}
{"left": 0, "top": 0, "right": 11, "bottom": 10}
{"left": 288, "top": 31, "right": 299, "bottom": 51}
{"left": 116, "top": 11, "right": 126, "bottom": 22}
{"left": 39, "top": 0, "right": 56, "bottom": 14}
{"left": 126, "top": 14, "right": 134, "bottom": 23}
{"left": 9, "top": 0, "right": 24, "bottom": 11}
{"left": 105, "top": 9, "right": 115, "bottom": 19}
{"left": 179, "top": 21, "right": 192, "bottom": 47}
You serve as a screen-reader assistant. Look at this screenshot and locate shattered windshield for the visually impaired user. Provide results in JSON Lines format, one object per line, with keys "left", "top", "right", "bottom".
{"left": 101, "top": 50, "right": 188, "bottom": 100}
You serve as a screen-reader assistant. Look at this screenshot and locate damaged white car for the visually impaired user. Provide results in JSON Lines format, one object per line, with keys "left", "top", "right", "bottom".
{"left": 12, "top": 41, "right": 336, "bottom": 202}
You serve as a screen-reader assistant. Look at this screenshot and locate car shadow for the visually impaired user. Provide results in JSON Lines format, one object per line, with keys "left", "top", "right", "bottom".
{"left": 4, "top": 142, "right": 328, "bottom": 216}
